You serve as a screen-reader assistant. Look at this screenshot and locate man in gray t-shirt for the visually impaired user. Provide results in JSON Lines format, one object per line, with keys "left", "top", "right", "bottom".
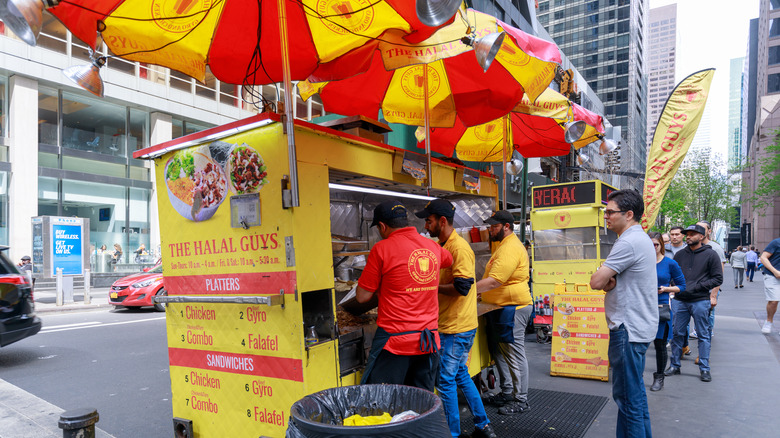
{"left": 590, "top": 190, "right": 657, "bottom": 437}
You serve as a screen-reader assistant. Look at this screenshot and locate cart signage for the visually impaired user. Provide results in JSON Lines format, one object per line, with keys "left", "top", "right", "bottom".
{"left": 532, "top": 181, "right": 596, "bottom": 208}
{"left": 550, "top": 284, "right": 609, "bottom": 381}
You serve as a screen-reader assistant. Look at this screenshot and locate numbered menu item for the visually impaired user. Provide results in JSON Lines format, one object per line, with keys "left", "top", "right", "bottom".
{"left": 550, "top": 289, "right": 609, "bottom": 381}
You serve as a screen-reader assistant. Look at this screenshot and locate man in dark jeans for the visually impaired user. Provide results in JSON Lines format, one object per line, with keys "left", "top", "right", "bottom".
{"left": 590, "top": 190, "right": 657, "bottom": 437}
{"left": 667, "top": 224, "right": 723, "bottom": 382}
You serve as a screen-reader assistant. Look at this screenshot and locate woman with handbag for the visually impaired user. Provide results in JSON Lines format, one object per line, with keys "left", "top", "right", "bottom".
{"left": 648, "top": 232, "right": 686, "bottom": 391}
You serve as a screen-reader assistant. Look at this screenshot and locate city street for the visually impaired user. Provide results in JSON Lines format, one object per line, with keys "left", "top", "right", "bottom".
{"left": 0, "top": 308, "right": 171, "bottom": 438}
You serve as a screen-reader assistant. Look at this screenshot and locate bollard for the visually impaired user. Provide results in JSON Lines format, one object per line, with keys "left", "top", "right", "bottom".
{"left": 84, "top": 269, "right": 91, "bottom": 305}
{"left": 56, "top": 268, "right": 63, "bottom": 307}
{"left": 58, "top": 408, "right": 99, "bottom": 438}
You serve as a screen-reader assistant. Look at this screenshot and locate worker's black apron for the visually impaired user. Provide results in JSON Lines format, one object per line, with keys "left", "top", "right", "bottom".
{"left": 360, "top": 327, "right": 438, "bottom": 384}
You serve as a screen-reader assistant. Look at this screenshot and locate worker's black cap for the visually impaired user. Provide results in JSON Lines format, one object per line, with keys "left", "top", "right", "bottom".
{"left": 683, "top": 224, "right": 706, "bottom": 236}
{"left": 415, "top": 199, "right": 455, "bottom": 219}
{"left": 370, "top": 201, "right": 408, "bottom": 227}
{"left": 484, "top": 210, "right": 514, "bottom": 225}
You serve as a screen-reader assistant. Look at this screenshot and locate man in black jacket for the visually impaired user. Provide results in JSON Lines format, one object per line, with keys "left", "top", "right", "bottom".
{"left": 666, "top": 224, "right": 723, "bottom": 382}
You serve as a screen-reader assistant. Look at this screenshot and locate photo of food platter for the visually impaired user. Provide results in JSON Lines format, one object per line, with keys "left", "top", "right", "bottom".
{"left": 227, "top": 143, "right": 269, "bottom": 194}
{"left": 557, "top": 302, "right": 575, "bottom": 315}
{"left": 165, "top": 146, "right": 228, "bottom": 222}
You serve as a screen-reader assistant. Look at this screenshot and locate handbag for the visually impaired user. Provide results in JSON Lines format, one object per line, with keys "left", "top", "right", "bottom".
{"left": 658, "top": 303, "right": 671, "bottom": 322}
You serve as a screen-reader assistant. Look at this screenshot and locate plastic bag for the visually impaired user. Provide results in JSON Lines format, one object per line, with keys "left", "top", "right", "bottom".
{"left": 286, "top": 384, "right": 448, "bottom": 437}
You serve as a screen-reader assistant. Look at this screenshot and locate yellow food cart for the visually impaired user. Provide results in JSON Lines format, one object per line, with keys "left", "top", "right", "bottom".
{"left": 529, "top": 180, "right": 616, "bottom": 381}
{"left": 135, "top": 113, "right": 499, "bottom": 437}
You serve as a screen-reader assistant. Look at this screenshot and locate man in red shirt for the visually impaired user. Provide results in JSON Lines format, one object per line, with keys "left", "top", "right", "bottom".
{"left": 357, "top": 200, "right": 453, "bottom": 391}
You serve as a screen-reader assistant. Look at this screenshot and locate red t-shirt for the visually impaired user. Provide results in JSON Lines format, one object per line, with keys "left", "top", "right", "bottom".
{"left": 358, "top": 227, "right": 453, "bottom": 355}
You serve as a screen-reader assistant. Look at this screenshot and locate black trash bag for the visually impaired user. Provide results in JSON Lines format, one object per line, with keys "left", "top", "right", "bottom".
{"left": 286, "top": 384, "right": 449, "bottom": 438}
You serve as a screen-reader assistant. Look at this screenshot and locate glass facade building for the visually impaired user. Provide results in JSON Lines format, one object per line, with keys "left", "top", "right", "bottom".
{"left": 537, "top": 0, "right": 649, "bottom": 183}
{"left": 646, "top": 4, "right": 676, "bottom": 151}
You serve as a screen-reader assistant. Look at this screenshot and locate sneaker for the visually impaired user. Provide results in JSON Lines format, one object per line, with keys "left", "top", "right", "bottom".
{"left": 700, "top": 370, "right": 712, "bottom": 382}
{"left": 472, "top": 424, "right": 498, "bottom": 438}
{"left": 762, "top": 321, "right": 773, "bottom": 334}
{"left": 682, "top": 346, "right": 691, "bottom": 356}
{"left": 689, "top": 329, "right": 698, "bottom": 339}
{"left": 482, "top": 392, "right": 513, "bottom": 407}
{"left": 498, "top": 400, "right": 530, "bottom": 415}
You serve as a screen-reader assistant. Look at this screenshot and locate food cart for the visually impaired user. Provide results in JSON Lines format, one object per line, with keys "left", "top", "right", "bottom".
{"left": 529, "top": 180, "right": 616, "bottom": 380}
{"left": 134, "top": 113, "right": 499, "bottom": 437}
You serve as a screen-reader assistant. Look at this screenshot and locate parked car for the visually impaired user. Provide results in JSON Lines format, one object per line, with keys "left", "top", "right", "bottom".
{"left": 0, "top": 246, "right": 41, "bottom": 347}
{"left": 109, "top": 264, "right": 166, "bottom": 311}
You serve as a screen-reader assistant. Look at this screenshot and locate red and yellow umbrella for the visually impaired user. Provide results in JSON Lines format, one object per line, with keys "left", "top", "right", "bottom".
{"left": 420, "top": 87, "right": 605, "bottom": 161}
{"left": 298, "top": 9, "right": 561, "bottom": 128}
{"left": 47, "top": 0, "right": 454, "bottom": 84}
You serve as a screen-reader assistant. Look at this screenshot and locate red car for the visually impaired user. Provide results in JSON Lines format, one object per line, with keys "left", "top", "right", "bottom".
{"left": 109, "top": 264, "right": 166, "bottom": 311}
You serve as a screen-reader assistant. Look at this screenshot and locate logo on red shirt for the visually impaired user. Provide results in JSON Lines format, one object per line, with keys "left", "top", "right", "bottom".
{"left": 407, "top": 249, "right": 438, "bottom": 284}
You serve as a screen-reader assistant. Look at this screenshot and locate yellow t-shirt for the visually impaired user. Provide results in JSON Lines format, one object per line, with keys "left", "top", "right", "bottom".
{"left": 481, "top": 233, "right": 532, "bottom": 307}
{"left": 438, "top": 230, "right": 478, "bottom": 334}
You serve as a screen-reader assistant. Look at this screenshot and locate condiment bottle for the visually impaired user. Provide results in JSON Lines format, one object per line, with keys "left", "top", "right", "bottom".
{"left": 470, "top": 227, "right": 481, "bottom": 243}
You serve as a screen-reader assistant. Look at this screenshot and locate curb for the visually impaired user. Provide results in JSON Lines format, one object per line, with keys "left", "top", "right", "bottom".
{"left": 35, "top": 303, "right": 114, "bottom": 315}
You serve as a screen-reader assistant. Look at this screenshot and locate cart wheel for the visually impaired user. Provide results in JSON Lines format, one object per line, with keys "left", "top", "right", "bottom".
{"left": 476, "top": 375, "right": 488, "bottom": 394}
{"left": 487, "top": 369, "right": 496, "bottom": 390}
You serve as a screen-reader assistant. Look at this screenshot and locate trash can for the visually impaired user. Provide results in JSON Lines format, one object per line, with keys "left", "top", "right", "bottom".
{"left": 287, "top": 384, "right": 449, "bottom": 438}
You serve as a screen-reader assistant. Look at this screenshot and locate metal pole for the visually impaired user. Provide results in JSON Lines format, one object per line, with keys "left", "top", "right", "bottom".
{"left": 83, "top": 269, "right": 91, "bottom": 305}
{"left": 278, "top": 0, "right": 300, "bottom": 207}
{"left": 56, "top": 267, "right": 63, "bottom": 307}
{"left": 423, "top": 65, "right": 432, "bottom": 191}
{"left": 520, "top": 158, "right": 529, "bottom": 242}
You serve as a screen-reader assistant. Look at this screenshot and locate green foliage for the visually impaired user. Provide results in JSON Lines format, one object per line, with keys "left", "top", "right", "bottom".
{"left": 741, "top": 129, "right": 780, "bottom": 214}
{"left": 655, "top": 149, "right": 736, "bottom": 230}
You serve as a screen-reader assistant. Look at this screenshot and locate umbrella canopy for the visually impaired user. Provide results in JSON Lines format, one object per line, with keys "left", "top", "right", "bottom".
{"left": 298, "top": 9, "right": 561, "bottom": 128}
{"left": 48, "top": 0, "right": 453, "bottom": 84}
{"left": 421, "top": 87, "right": 605, "bottom": 160}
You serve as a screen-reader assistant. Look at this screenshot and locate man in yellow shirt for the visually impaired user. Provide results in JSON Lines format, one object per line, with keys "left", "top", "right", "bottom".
{"left": 476, "top": 210, "right": 533, "bottom": 416}
{"left": 416, "top": 199, "right": 496, "bottom": 438}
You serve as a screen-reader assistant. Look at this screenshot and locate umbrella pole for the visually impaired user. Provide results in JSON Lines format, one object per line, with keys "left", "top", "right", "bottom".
{"left": 424, "top": 64, "right": 432, "bottom": 192}
{"left": 502, "top": 115, "right": 508, "bottom": 209}
{"left": 278, "top": 0, "right": 299, "bottom": 208}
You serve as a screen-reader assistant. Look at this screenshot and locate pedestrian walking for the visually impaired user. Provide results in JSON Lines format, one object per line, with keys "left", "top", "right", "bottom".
{"left": 667, "top": 224, "right": 723, "bottom": 382}
{"left": 589, "top": 190, "right": 657, "bottom": 437}
{"left": 647, "top": 232, "right": 685, "bottom": 392}
{"left": 759, "top": 237, "right": 780, "bottom": 334}
{"left": 730, "top": 246, "right": 747, "bottom": 288}
{"left": 416, "top": 199, "right": 496, "bottom": 438}
{"left": 477, "top": 210, "right": 533, "bottom": 416}
{"left": 746, "top": 246, "right": 759, "bottom": 282}
{"left": 356, "top": 201, "right": 453, "bottom": 391}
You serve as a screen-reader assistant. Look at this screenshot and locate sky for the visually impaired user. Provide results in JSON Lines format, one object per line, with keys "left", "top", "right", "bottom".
{"left": 648, "top": 0, "right": 761, "bottom": 160}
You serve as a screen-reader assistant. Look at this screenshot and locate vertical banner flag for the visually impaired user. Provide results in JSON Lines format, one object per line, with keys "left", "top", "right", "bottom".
{"left": 641, "top": 69, "right": 715, "bottom": 230}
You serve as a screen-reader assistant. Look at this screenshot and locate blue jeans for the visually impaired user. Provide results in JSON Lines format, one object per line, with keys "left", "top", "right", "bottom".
{"left": 608, "top": 325, "right": 651, "bottom": 438}
{"left": 746, "top": 262, "right": 756, "bottom": 281}
{"left": 670, "top": 299, "right": 711, "bottom": 371}
{"left": 436, "top": 329, "right": 489, "bottom": 436}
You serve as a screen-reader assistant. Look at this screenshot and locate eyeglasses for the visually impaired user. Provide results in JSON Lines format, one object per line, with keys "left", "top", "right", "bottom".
{"left": 604, "top": 209, "right": 627, "bottom": 216}
{"left": 653, "top": 243, "right": 660, "bottom": 247}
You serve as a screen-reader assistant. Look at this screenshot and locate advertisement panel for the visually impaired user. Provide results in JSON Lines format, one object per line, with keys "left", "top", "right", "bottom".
{"left": 550, "top": 284, "right": 609, "bottom": 381}
{"left": 50, "top": 217, "right": 84, "bottom": 276}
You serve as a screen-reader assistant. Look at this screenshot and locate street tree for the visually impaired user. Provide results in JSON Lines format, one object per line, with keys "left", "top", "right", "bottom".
{"left": 741, "top": 129, "right": 780, "bottom": 214}
{"left": 653, "top": 148, "right": 736, "bottom": 230}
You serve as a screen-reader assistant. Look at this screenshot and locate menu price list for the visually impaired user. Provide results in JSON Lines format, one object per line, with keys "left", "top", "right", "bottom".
{"left": 550, "top": 294, "right": 610, "bottom": 381}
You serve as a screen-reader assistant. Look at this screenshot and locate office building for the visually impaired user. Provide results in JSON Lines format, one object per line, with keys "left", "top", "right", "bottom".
{"left": 742, "top": 0, "right": 780, "bottom": 249}
{"left": 729, "top": 57, "right": 746, "bottom": 171}
{"left": 537, "top": 0, "right": 649, "bottom": 188}
{"left": 646, "top": 4, "right": 677, "bottom": 150}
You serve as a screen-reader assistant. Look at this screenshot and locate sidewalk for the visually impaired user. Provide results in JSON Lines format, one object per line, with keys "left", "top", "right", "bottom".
{"left": 33, "top": 287, "right": 113, "bottom": 314}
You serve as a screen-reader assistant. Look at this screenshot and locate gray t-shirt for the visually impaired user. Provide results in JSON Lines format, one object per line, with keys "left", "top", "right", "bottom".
{"left": 705, "top": 241, "right": 726, "bottom": 264}
{"left": 602, "top": 224, "right": 659, "bottom": 343}
{"left": 669, "top": 243, "right": 687, "bottom": 256}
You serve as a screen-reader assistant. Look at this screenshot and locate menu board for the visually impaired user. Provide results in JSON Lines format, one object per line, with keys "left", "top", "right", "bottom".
{"left": 550, "top": 290, "right": 609, "bottom": 381}
{"left": 167, "top": 302, "right": 301, "bottom": 436}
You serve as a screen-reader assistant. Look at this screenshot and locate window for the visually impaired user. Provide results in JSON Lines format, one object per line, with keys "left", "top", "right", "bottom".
{"left": 771, "top": 18, "right": 780, "bottom": 38}
{"left": 768, "top": 73, "right": 780, "bottom": 93}
{"left": 554, "top": 10, "right": 564, "bottom": 19}
{"left": 61, "top": 92, "right": 127, "bottom": 157}
{"left": 772, "top": 0, "right": 780, "bottom": 9}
